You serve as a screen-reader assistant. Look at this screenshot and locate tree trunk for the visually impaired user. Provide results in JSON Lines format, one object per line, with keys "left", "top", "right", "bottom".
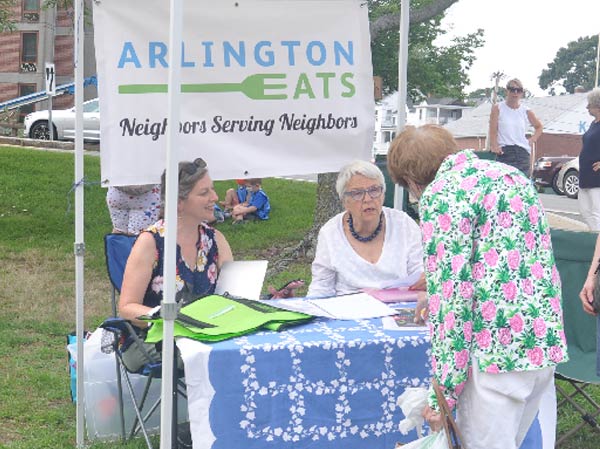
{"left": 268, "top": 172, "right": 342, "bottom": 276}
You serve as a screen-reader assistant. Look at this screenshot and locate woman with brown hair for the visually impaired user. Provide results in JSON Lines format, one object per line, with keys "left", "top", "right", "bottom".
{"left": 387, "top": 124, "right": 566, "bottom": 449}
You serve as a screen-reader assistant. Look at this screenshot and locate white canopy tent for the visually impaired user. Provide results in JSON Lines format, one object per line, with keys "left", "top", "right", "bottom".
{"left": 73, "top": 1, "right": 412, "bottom": 448}
{"left": 75, "top": 0, "right": 410, "bottom": 448}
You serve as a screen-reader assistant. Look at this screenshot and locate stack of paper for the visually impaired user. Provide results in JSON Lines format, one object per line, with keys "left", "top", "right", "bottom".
{"left": 267, "top": 292, "right": 397, "bottom": 320}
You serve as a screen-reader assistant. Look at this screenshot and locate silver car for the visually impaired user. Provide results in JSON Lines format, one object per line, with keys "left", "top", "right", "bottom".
{"left": 555, "top": 157, "right": 579, "bottom": 199}
{"left": 23, "top": 98, "right": 100, "bottom": 142}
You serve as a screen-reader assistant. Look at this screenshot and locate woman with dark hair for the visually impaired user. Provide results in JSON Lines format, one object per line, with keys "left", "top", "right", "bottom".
{"left": 119, "top": 158, "right": 233, "bottom": 330}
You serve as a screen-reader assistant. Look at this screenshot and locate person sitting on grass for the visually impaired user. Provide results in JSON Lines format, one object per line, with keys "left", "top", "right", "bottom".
{"left": 231, "top": 178, "right": 271, "bottom": 224}
{"left": 221, "top": 179, "right": 249, "bottom": 216}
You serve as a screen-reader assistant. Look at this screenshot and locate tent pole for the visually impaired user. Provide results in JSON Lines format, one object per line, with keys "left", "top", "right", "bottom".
{"left": 393, "top": 0, "right": 409, "bottom": 211}
{"left": 74, "top": 0, "right": 86, "bottom": 447}
{"left": 160, "top": 1, "right": 183, "bottom": 448}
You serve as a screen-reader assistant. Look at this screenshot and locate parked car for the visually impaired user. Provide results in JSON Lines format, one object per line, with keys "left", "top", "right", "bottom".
{"left": 556, "top": 158, "right": 579, "bottom": 199}
{"left": 532, "top": 156, "right": 574, "bottom": 195}
{"left": 23, "top": 98, "right": 100, "bottom": 142}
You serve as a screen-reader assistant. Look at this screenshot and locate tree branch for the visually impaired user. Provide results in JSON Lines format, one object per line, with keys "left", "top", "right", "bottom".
{"left": 370, "top": 0, "right": 459, "bottom": 42}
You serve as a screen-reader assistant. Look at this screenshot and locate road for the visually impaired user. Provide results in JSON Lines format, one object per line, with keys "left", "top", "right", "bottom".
{"left": 539, "top": 192, "right": 584, "bottom": 224}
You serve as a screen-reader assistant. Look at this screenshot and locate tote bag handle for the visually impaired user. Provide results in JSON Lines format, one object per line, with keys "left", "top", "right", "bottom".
{"left": 432, "top": 379, "right": 465, "bottom": 449}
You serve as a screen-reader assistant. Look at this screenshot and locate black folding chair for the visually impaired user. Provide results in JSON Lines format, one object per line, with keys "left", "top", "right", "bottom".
{"left": 99, "top": 233, "right": 189, "bottom": 449}
{"left": 551, "top": 229, "right": 600, "bottom": 446}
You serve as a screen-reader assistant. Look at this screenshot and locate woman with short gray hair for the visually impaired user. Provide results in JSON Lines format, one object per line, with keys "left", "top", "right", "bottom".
{"left": 307, "top": 159, "right": 424, "bottom": 297}
{"left": 578, "top": 87, "right": 600, "bottom": 231}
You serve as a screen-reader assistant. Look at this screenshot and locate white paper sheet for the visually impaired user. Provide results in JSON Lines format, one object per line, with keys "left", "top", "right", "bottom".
{"left": 269, "top": 292, "right": 397, "bottom": 320}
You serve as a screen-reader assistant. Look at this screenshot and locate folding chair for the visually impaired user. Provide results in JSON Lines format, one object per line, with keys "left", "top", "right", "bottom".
{"left": 99, "top": 233, "right": 189, "bottom": 449}
{"left": 551, "top": 229, "right": 600, "bottom": 446}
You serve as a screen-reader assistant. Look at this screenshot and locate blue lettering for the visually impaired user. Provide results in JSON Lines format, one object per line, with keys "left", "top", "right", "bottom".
{"left": 334, "top": 41, "right": 354, "bottom": 66}
{"left": 223, "top": 41, "right": 246, "bottom": 67}
{"left": 202, "top": 41, "right": 215, "bottom": 67}
{"left": 149, "top": 42, "right": 168, "bottom": 68}
{"left": 181, "top": 42, "right": 195, "bottom": 68}
{"left": 281, "top": 40, "right": 301, "bottom": 66}
{"left": 306, "top": 41, "right": 326, "bottom": 66}
{"left": 255, "top": 41, "right": 274, "bottom": 67}
{"left": 117, "top": 42, "right": 141, "bottom": 68}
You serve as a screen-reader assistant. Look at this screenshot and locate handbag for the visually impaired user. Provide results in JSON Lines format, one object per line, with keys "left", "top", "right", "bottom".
{"left": 593, "top": 261, "right": 600, "bottom": 313}
{"left": 432, "top": 379, "right": 464, "bottom": 449}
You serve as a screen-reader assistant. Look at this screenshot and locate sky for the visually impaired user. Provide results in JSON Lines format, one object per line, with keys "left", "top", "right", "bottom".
{"left": 436, "top": 0, "right": 600, "bottom": 97}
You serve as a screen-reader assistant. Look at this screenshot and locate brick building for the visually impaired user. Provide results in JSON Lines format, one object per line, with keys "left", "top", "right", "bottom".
{"left": 0, "top": 0, "right": 96, "bottom": 122}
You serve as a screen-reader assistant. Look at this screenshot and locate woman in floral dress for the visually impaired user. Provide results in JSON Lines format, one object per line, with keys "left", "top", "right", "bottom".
{"left": 387, "top": 125, "right": 568, "bottom": 449}
{"left": 119, "top": 158, "right": 233, "bottom": 330}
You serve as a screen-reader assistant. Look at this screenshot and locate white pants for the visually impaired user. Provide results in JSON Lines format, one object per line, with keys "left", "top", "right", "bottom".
{"left": 456, "top": 363, "right": 554, "bottom": 449}
{"left": 579, "top": 188, "right": 600, "bottom": 231}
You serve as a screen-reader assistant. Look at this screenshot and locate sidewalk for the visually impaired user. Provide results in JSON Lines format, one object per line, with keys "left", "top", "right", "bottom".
{"left": 547, "top": 211, "right": 591, "bottom": 232}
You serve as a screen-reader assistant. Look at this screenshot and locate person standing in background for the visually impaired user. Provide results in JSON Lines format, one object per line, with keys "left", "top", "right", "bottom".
{"left": 489, "top": 78, "right": 543, "bottom": 177}
{"left": 577, "top": 88, "right": 600, "bottom": 231}
{"left": 106, "top": 184, "right": 161, "bottom": 235}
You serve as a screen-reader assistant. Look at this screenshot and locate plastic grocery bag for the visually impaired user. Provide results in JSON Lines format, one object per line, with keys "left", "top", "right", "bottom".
{"left": 397, "top": 387, "right": 429, "bottom": 437}
{"left": 395, "top": 431, "right": 449, "bottom": 449}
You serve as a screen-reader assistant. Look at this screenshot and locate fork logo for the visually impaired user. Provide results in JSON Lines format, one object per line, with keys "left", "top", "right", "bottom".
{"left": 118, "top": 72, "right": 355, "bottom": 100}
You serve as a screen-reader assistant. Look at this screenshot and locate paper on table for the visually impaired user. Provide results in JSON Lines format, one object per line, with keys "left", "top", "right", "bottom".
{"left": 362, "top": 286, "right": 419, "bottom": 303}
{"left": 269, "top": 292, "right": 397, "bottom": 320}
{"left": 381, "top": 302, "right": 428, "bottom": 331}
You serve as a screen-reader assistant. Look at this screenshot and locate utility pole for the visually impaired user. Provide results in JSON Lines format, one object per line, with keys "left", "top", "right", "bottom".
{"left": 595, "top": 33, "right": 599, "bottom": 88}
{"left": 486, "top": 71, "right": 505, "bottom": 151}
{"left": 491, "top": 71, "right": 505, "bottom": 105}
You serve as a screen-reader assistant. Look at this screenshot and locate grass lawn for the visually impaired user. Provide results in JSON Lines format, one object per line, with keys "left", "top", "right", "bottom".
{"left": 0, "top": 145, "right": 599, "bottom": 448}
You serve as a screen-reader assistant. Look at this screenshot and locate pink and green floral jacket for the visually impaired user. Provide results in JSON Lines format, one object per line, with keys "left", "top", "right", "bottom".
{"left": 420, "top": 150, "right": 568, "bottom": 410}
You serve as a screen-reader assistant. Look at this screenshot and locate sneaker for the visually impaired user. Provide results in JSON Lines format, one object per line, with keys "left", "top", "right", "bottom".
{"left": 223, "top": 211, "right": 232, "bottom": 219}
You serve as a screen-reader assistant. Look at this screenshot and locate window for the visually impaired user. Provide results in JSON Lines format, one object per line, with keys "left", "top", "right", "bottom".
{"left": 22, "top": 0, "right": 40, "bottom": 21}
{"left": 21, "top": 32, "right": 38, "bottom": 71}
{"left": 18, "top": 84, "right": 36, "bottom": 122}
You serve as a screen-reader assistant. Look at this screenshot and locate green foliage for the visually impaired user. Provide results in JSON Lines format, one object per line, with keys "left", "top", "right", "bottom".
{"left": 369, "top": 0, "right": 485, "bottom": 101}
{"left": 0, "top": 0, "right": 17, "bottom": 32}
{"left": 539, "top": 35, "right": 599, "bottom": 94}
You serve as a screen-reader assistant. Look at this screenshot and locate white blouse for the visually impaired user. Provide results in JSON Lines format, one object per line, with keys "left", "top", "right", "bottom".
{"left": 307, "top": 207, "right": 424, "bottom": 297}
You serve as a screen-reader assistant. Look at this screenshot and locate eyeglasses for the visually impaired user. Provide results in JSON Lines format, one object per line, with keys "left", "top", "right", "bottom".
{"left": 179, "top": 158, "right": 207, "bottom": 177}
{"left": 344, "top": 185, "right": 384, "bottom": 202}
{"left": 507, "top": 86, "right": 523, "bottom": 94}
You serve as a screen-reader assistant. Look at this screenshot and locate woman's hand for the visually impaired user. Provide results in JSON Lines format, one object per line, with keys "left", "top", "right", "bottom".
{"left": 422, "top": 405, "right": 443, "bottom": 432}
{"left": 409, "top": 272, "right": 426, "bottom": 291}
{"left": 579, "top": 274, "right": 598, "bottom": 315}
{"left": 592, "top": 161, "right": 600, "bottom": 172}
{"left": 414, "top": 291, "right": 429, "bottom": 324}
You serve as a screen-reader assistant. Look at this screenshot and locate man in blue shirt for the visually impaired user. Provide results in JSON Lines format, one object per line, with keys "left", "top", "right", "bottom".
{"left": 231, "top": 178, "right": 270, "bottom": 224}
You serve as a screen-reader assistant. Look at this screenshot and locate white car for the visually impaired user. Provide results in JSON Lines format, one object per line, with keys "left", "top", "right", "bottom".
{"left": 555, "top": 157, "right": 579, "bottom": 199}
{"left": 23, "top": 98, "right": 100, "bottom": 142}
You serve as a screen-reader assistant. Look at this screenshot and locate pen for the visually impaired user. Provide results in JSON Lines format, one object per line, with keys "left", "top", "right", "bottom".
{"left": 208, "top": 305, "right": 235, "bottom": 319}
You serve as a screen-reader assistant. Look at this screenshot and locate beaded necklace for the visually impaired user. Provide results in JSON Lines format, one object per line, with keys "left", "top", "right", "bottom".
{"left": 347, "top": 211, "right": 384, "bottom": 243}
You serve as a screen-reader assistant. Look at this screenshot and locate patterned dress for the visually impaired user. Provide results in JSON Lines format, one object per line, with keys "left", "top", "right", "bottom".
{"left": 142, "top": 219, "right": 220, "bottom": 308}
{"left": 419, "top": 150, "right": 568, "bottom": 410}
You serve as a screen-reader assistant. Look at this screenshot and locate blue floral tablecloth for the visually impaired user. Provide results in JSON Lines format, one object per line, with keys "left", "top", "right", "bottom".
{"left": 177, "top": 317, "right": 543, "bottom": 449}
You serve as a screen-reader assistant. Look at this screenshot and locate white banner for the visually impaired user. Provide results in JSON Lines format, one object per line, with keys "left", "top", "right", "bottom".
{"left": 93, "top": 0, "right": 374, "bottom": 185}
